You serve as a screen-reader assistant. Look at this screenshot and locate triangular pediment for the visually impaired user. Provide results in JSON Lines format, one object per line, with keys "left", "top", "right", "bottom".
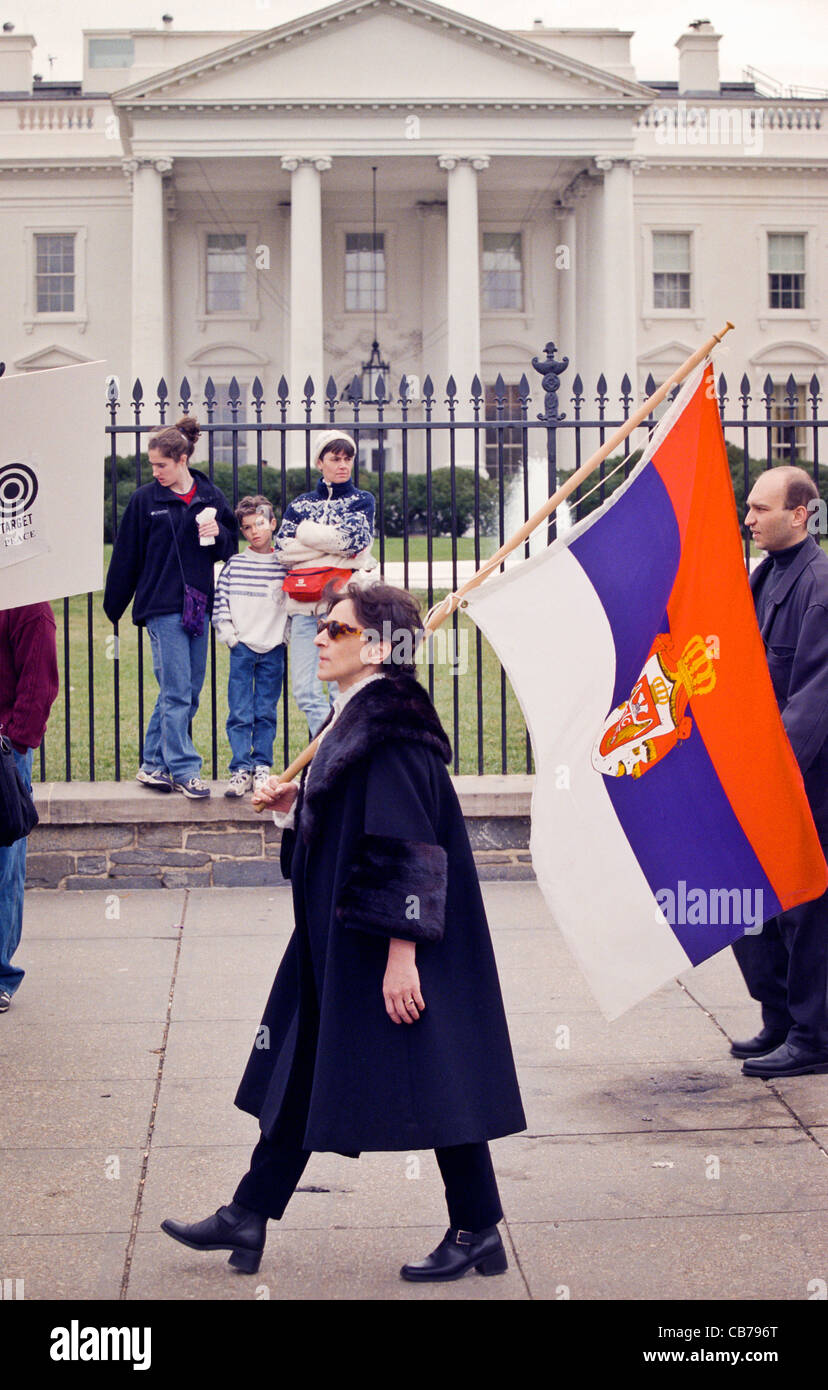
{"left": 638, "top": 340, "right": 696, "bottom": 365}
{"left": 187, "top": 342, "right": 270, "bottom": 369}
{"left": 751, "top": 340, "right": 827, "bottom": 367}
{"left": 115, "top": 0, "right": 651, "bottom": 107}
{"left": 14, "top": 345, "right": 94, "bottom": 371}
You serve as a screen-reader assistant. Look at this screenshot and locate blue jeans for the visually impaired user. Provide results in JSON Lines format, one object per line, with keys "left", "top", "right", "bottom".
{"left": 142, "top": 613, "right": 209, "bottom": 783}
{"left": 226, "top": 642, "right": 285, "bottom": 772}
{"left": 289, "top": 613, "right": 335, "bottom": 736}
{"left": 0, "top": 747, "right": 33, "bottom": 997}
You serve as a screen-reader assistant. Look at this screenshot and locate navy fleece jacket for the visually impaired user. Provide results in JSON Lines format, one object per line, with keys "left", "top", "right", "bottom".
{"left": 103, "top": 470, "right": 237, "bottom": 626}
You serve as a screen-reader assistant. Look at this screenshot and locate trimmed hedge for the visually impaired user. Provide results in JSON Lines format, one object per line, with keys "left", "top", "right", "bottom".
{"left": 103, "top": 458, "right": 499, "bottom": 542}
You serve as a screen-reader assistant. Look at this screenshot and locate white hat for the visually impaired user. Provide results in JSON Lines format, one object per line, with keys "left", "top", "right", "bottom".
{"left": 313, "top": 429, "right": 357, "bottom": 467}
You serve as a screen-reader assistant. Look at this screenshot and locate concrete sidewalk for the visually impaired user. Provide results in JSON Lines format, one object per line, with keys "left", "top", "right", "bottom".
{"left": 2, "top": 882, "right": 827, "bottom": 1302}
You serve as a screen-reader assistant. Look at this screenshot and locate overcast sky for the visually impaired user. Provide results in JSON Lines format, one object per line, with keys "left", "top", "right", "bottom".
{"left": 11, "top": 0, "right": 828, "bottom": 93}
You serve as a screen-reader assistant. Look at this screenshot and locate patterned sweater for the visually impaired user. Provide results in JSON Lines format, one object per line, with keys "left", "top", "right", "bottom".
{"left": 212, "top": 548, "right": 287, "bottom": 652}
{"left": 276, "top": 476, "right": 377, "bottom": 614}
{"left": 277, "top": 477, "right": 374, "bottom": 555}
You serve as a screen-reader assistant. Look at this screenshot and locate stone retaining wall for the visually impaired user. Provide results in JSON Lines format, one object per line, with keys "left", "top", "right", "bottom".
{"left": 28, "top": 777, "right": 535, "bottom": 889}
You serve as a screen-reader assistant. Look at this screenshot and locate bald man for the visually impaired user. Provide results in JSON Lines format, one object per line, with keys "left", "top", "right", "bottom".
{"left": 731, "top": 466, "right": 828, "bottom": 1076}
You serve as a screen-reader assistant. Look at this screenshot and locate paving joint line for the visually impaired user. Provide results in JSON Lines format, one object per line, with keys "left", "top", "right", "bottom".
{"left": 678, "top": 977, "right": 828, "bottom": 1161}
{"left": 118, "top": 890, "right": 190, "bottom": 1300}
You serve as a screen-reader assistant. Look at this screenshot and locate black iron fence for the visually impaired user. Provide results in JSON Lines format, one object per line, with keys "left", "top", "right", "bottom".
{"left": 38, "top": 343, "right": 825, "bottom": 784}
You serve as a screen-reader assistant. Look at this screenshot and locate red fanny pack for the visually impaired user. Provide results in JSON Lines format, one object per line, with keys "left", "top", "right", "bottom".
{"left": 282, "top": 567, "right": 352, "bottom": 602}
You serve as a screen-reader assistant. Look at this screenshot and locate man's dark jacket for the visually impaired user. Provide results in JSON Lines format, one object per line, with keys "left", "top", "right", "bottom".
{"left": 751, "top": 535, "right": 828, "bottom": 840}
{"left": 103, "top": 470, "right": 237, "bottom": 626}
{"left": 235, "top": 673, "right": 526, "bottom": 1154}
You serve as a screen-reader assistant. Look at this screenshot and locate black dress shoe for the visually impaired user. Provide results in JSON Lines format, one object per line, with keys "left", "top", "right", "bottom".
{"left": 742, "top": 1041, "right": 828, "bottom": 1079}
{"left": 400, "top": 1226, "right": 508, "bottom": 1282}
{"left": 729, "top": 1026, "right": 788, "bottom": 1059}
{"left": 161, "top": 1202, "right": 267, "bottom": 1273}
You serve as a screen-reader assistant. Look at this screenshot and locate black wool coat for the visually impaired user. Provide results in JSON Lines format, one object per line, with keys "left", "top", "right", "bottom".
{"left": 234, "top": 673, "right": 526, "bottom": 1154}
{"left": 751, "top": 536, "right": 828, "bottom": 841}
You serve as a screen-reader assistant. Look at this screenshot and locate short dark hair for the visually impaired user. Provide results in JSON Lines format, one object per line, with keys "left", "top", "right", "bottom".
{"left": 236, "top": 494, "right": 274, "bottom": 523}
{"left": 781, "top": 468, "right": 819, "bottom": 513}
{"left": 319, "top": 437, "right": 355, "bottom": 461}
{"left": 325, "top": 581, "right": 423, "bottom": 678}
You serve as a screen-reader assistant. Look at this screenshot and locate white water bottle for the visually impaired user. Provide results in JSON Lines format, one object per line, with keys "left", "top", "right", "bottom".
{"left": 196, "top": 506, "right": 217, "bottom": 545}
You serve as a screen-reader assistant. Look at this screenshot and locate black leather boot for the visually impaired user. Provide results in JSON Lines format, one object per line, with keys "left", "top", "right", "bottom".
{"left": 400, "top": 1226, "right": 508, "bottom": 1282}
{"left": 161, "top": 1202, "right": 267, "bottom": 1273}
{"left": 729, "top": 1026, "right": 788, "bottom": 1059}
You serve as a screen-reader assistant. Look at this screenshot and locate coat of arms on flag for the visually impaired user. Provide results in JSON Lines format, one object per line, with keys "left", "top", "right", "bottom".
{"left": 464, "top": 360, "right": 827, "bottom": 1019}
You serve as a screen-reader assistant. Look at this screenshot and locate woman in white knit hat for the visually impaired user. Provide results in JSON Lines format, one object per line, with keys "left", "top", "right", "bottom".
{"left": 276, "top": 430, "right": 377, "bottom": 735}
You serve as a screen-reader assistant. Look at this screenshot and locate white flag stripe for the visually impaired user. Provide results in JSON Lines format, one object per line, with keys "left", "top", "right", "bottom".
{"left": 466, "top": 544, "right": 691, "bottom": 1019}
{"left": 0, "top": 362, "right": 105, "bottom": 609}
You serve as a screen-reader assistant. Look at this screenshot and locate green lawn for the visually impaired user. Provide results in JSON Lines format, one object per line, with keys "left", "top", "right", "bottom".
{"left": 40, "top": 540, "right": 530, "bottom": 783}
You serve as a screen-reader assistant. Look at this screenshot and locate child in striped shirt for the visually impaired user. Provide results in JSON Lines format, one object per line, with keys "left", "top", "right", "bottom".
{"left": 213, "top": 496, "right": 287, "bottom": 798}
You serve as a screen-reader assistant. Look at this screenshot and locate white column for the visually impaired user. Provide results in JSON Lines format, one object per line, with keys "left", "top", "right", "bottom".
{"left": 552, "top": 200, "right": 577, "bottom": 370}
{"left": 124, "top": 157, "right": 172, "bottom": 404}
{"left": 438, "top": 155, "right": 489, "bottom": 408}
{"left": 417, "top": 200, "right": 448, "bottom": 400}
{"left": 281, "top": 155, "right": 331, "bottom": 412}
{"left": 595, "top": 156, "right": 638, "bottom": 410}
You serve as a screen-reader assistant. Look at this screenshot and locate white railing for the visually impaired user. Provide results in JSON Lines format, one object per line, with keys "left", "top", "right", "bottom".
{"left": 637, "top": 103, "right": 823, "bottom": 132}
{"left": 17, "top": 104, "right": 98, "bottom": 132}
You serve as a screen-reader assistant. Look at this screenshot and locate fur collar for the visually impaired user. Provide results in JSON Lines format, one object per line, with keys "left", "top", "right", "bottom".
{"left": 299, "top": 674, "right": 451, "bottom": 842}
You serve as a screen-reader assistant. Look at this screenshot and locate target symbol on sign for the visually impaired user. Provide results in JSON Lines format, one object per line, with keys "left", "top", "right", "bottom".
{"left": 0, "top": 463, "right": 39, "bottom": 517}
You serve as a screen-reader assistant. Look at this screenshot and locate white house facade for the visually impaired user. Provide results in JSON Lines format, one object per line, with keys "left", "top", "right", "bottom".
{"left": 0, "top": 1, "right": 825, "bottom": 469}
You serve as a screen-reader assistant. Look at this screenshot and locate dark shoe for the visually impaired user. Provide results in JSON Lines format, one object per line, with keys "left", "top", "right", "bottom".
{"left": 730, "top": 1026, "right": 788, "bottom": 1059}
{"left": 136, "top": 767, "right": 174, "bottom": 792}
{"left": 0, "top": 990, "right": 11, "bottom": 1013}
{"left": 173, "top": 776, "right": 211, "bottom": 800}
{"left": 400, "top": 1226, "right": 508, "bottom": 1283}
{"left": 161, "top": 1202, "right": 266, "bottom": 1273}
{"left": 742, "top": 1041, "right": 828, "bottom": 1078}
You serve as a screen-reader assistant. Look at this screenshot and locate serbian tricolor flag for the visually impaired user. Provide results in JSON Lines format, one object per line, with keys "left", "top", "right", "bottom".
{"left": 465, "top": 361, "right": 828, "bottom": 1018}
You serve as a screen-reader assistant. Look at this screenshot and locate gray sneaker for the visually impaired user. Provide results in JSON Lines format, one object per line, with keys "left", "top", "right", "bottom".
{"left": 173, "top": 777, "right": 211, "bottom": 800}
{"left": 253, "top": 765, "right": 272, "bottom": 792}
{"left": 225, "top": 769, "right": 253, "bottom": 798}
{"left": 136, "top": 767, "right": 174, "bottom": 792}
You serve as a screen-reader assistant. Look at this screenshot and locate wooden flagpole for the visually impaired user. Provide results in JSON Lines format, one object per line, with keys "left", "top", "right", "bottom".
{"left": 255, "top": 321, "right": 733, "bottom": 800}
{"left": 422, "top": 320, "right": 734, "bottom": 634}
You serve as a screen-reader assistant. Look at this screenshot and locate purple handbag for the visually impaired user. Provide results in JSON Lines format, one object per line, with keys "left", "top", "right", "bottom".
{"left": 167, "top": 511, "right": 209, "bottom": 637}
{"left": 181, "top": 583, "right": 208, "bottom": 637}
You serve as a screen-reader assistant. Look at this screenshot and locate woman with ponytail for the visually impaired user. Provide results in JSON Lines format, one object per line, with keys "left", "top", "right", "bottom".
{"left": 103, "top": 416, "right": 237, "bottom": 798}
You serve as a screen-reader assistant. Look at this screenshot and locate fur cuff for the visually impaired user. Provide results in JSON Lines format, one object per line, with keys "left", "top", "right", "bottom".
{"left": 336, "top": 835, "right": 447, "bottom": 944}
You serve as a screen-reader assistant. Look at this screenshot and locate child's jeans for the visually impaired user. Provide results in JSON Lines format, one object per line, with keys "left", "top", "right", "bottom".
{"left": 226, "top": 642, "right": 285, "bottom": 771}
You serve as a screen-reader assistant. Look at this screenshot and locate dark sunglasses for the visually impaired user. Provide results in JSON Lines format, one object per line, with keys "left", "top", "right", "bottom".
{"left": 316, "top": 618, "right": 363, "bottom": 641}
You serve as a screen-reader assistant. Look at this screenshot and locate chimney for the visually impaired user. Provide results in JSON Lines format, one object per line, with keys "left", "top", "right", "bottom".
{"left": 676, "top": 19, "right": 721, "bottom": 95}
{"left": 0, "top": 32, "right": 34, "bottom": 93}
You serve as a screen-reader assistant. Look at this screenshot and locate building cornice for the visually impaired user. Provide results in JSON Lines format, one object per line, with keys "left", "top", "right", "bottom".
{"left": 115, "top": 97, "right": 649, "bottom": 114}
{"left": 111, "top": 0, "right": 653, "bottom": 107}
{"left": 634, "top": 159, "right": 828, "bottom": 173}
{"left": 0, "top": 160, "right": 124, "bottom": 174}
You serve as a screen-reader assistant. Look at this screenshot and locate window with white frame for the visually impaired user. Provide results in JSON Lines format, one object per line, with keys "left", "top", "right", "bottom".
{"left": 768, "top": 233, "right": 805, "bottom": 310}
{"left": 770, "top": 382, "right": 807, "bottom": 464}
{"left": 211, "top": 383, "right": 248, "bottom": 466}
{"left": 484, "top": 383, "right": 525, "bottom": 477}
{"left": 88, "top": 37, "right": 134, "bottom": 68}
{"left": 481, "top": 233, "right": 523, "bottom": 312}
{"left": 652, "top": 232, "right": 691, "bottom": 309}
{"left": 35, "top": 233, "right": 75, "bottom": 312}
{"left": 206, "top": 234, "right": 247, "bottom": 314}
{"left": 345, "top": 233, "right": 386, "bottom": 313}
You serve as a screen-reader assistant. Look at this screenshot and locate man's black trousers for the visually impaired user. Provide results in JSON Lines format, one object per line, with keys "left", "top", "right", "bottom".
{"left": 732, "top": 881, "right": 828, "bottom": 1050}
